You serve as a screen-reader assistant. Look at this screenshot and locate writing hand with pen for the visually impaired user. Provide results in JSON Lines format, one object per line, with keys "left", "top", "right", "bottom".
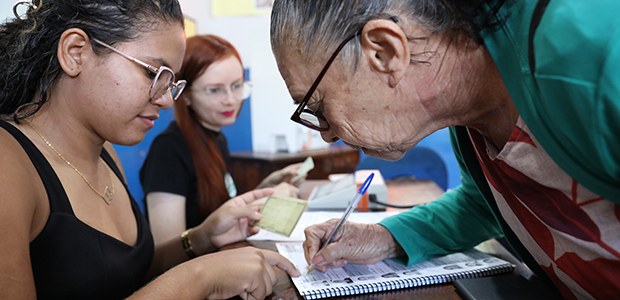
{"left": 303, "top": 220, "right": 399, "bottom": 272}
{"left": 303, "top": 174, "right": 405, "bottom": 273}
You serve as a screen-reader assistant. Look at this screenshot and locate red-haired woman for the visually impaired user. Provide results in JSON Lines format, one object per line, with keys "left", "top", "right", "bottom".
{"left": 140, "top": 34, "right": 302, "bottom": 245}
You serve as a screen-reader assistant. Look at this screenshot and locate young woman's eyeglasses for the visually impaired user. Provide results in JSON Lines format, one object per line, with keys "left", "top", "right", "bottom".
{"left": 91, "top": 38, "right": 187, "bottom": 101}
{"left": 190, "top": 81, "right": 252, "bottom": 101}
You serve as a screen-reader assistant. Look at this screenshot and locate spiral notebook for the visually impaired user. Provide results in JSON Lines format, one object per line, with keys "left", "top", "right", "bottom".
{"left": 276, "top": 242, "right": 515, "bottom": 300}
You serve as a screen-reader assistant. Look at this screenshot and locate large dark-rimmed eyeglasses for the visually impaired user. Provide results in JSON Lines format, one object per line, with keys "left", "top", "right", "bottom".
{"left": 290, "top": 30, "right": 362, "bottom": 132}
{"left": 91, "top": 38, "right": 187, "bottom": 101}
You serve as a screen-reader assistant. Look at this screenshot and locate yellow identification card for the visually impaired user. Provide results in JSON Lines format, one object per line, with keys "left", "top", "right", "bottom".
{"left": 256, "top": 195, "right": 307, "bottom": 236}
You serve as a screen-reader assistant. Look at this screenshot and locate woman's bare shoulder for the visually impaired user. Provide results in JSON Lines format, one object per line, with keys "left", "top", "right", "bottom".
{"left": 0, "top": 125, "right": 46, "bottom": 219}
{"left": 0, "top": 124, "right": 46, "bottom": 296}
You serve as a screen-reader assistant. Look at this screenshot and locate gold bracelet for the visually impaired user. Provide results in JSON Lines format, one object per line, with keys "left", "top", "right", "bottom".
{"left": 180, "top": 229, "right": 197, "bottom": 259}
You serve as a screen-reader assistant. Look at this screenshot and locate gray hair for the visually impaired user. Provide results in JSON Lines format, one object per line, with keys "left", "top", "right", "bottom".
{"left": 0, "top": 0, "right": 184, "bottom": 122}
{"left": 270, "top": 0, "right": 506, "bottom": 68}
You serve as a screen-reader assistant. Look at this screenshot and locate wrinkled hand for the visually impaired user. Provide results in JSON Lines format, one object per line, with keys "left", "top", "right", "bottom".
{"left": 258, "top": 162, "right": 305, "bottom": 188}
{"left": 198, "top": 189, "right": 274, "bottom": 249}
{"left": 303, "top": 220, "right": 398, "bottom": 272}
{"left": 200, "top": 247, "right": 300, "bottom": 299}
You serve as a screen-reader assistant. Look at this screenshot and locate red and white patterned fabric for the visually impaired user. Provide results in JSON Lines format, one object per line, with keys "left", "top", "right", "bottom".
{"left": 469, "top": 117, "right": 620, "bottom": 299}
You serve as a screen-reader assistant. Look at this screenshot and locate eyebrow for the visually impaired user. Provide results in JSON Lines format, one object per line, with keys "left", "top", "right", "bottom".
{"left": 199, "top": 79, "right": 245, "bottom": 89}
{"left": 204, "top": 77, "right": 245, "bottom": 85}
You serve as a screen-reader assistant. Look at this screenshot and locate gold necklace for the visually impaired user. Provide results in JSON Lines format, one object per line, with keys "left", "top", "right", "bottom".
{"left": 28, "top": 124, "right": 115, "bottom": 205}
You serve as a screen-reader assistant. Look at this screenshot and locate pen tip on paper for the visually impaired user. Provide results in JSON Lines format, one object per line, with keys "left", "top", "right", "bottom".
{"left": 306, "top": 265, "right": 314, "bottom": 274}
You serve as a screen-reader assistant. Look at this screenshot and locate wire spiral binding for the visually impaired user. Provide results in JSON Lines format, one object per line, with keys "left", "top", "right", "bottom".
{"left": 300, "top": 262, "right": 515, "bottom": 299}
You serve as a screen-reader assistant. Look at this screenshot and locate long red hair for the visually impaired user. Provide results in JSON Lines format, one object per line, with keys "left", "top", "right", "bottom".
{"left": 175, "top": 34, "right": 244, "bottom": 217}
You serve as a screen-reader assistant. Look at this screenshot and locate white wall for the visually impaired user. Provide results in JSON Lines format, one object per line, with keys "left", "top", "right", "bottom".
{"left": 179, "top": 0, "right": 327, "bottom": 153}
{"left": 1, "top": 2, "right": 14, "bottom": 22}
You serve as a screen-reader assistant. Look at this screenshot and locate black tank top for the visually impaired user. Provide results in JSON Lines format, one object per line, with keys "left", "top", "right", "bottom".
{"left": 0, "top": 120, "right": 154, "bottom": 299}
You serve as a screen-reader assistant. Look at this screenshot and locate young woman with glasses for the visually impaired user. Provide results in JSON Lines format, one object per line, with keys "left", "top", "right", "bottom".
{"left": 0, "top": 1, "right": 298, "bottom": 299}
{"left": 140, "top": 34, "right": 305, "bottom": 246}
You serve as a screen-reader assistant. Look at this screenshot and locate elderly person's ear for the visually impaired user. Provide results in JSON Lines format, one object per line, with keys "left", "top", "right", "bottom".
{"left": 360, "top": 19, "right": 409, "bottom": 87}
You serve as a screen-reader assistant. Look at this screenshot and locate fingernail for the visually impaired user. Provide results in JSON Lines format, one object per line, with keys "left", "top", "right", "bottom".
{"left": 311, "top": 256, "right": 324, "bottom": 265}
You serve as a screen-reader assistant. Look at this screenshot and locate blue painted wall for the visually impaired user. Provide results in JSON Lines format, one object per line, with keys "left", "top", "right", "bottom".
{"left": 416, "top": 128, "right": 461, "bottom": 190}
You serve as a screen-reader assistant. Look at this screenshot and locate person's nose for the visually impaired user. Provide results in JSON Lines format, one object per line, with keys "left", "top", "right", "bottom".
{"left": 320, "top": 129, "right": 340, "bottom": 143}
{"left": 222, "top": 88, "right": 236, "bottom": 106}
{"left": 151, "top": 91, "right": 174, "bottom": 109}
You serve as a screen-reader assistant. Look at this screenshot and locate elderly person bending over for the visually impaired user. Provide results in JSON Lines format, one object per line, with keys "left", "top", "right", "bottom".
{"left": 270, "top": 0, "right": 620, "bottom": 298}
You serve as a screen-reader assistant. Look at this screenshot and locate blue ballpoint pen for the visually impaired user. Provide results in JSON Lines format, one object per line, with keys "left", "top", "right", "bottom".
{"left": 307, "top": 172, "right": 375, "bottom": 274}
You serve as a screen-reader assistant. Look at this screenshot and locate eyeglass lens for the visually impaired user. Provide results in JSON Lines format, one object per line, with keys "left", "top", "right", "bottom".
{"left": 197, "top": 82, "right": 252, "bottom": 100}
{"left": 299, "top": 109, "right": 328, "bottom": 130}
{"left": 234, "top": 82, "right": 252, "bottom": 99}
{"left": 170, "top": 83, "right": 185, "bottom": 100}
{"left": 151, "top": 68, "right": 173, "bottom": 100}
{"left": 151, "top": 68, "right": 186, "bottom": 100}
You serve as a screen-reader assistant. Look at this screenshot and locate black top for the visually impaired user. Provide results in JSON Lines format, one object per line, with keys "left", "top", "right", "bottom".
{"left": 0, "top": 120, "right": 154, "bottom": 300}
{"left": 140, "top": 121, "right": 230, "bottom": 228}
